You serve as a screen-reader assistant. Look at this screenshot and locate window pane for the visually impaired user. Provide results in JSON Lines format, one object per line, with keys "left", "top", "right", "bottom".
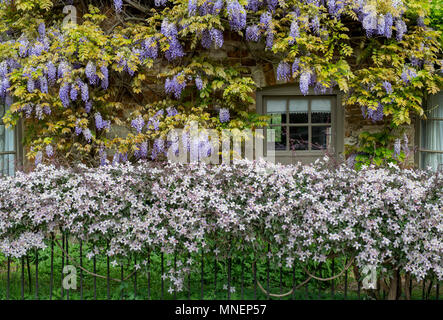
{"left": 311, "top": 98, "right": 332, "bottom": 123}
{"left": 289, "top": 99, "right": 308, "bottom": 123}
{"left": 269, "top": 126, "right": 287, "bottom": 151}
{"left": 0, "top": 125, "right": 15, "bottom": 152}
{"left": 421, "top": 121, "right": 443, "bottom": 151}
{"left": 421, "top": 152, "right": 443, "bottom": 171}
{"left": 427, "top": 92, "right": 443, "bottom": 118}
{"left": 267, "top": 98, "right": 287, "bottom": 124}
{"left": 312, "top": 126, "right": 332, "bottom": 150}
{"left": 289, "top": 127, "right": 308, "bottom": 150}
{"left": 0, "top": 154, "right": 15, "bottom": 176}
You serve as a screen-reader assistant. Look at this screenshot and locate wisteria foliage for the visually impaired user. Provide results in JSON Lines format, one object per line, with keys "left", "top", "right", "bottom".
{"left": 0, "top": 159, "right": 441, "bottom": 292}
{"left": 0, "top": 0, "right": 441, "bottom": 165}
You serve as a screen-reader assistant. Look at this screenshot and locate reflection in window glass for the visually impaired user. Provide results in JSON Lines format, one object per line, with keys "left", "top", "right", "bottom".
{"left": 269, "top": 126, "right": 287, "bottom": 150}
{"left": 267, "top": 99, "right": 287, "bottom": 125}
{"left": 289, "top": 127, "right": 309, "bottom": 150}
{"left": 312, "top": 126, "right": 331, "bottom": 150}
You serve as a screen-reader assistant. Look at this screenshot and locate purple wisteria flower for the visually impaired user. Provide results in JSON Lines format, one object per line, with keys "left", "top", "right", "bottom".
{"left": 277, "top": 61, "right": 291, "bottom": 81}
{"left": 95, "top": 112, "right": 110, "bottom": 131}
{"left": 39, "top": 76, "right": 48, "bottom": 94}
{"left": 100, "top": 65, "right": 109, "bottom": 90}
{"left": 134, "top": 142, "right": 148, "bottom": 160}
{"left": 114, "top": 0, "right": 123, "bottom": 13}
{"left": 59, "top": 83, "right": 70, "bottom": 107}
{"left": 85, "top": 61, "right": 98, "bottom": 85}
{"left": 219, "top": 108, "right": 230, "bottom": 123}
{"left": 383, "top": 81, "right": 393, "bottom": 94}
{"left": 83, "top": 128, "right": 92, "bottom": 142}
{"left": 246, "top": 25, "right": 261, "bottom": 42}
{"left": 38, "top": 23, "right": 46, "bottom": 38}
{"left": 45, "top": 145, "right": 54, "bottom": 158}
{"left": 188, "top": 0, "right": 197, "bottom": 16}
{"left": 99, "top": 147, "right": 107, "bottom": 166}
{"left": 260, "top": 11, "right": 272, "bottom": 29}
{"left": 155, "top": 0, "right": 167, "bottom": 6}
{"left": 292, "top": 58, "right": 300, "bottom": 75}
{"left": 227, "top": 0, "right": 246, "bottom": 31}
{"left": 165, "top": 73, "right": 187, "bottom": 99}
{"left": 395, "top": 19, "right": 407, "bottom": 41}
{"left": 85, "top": 101, "right": 92, "bottom": 113}
{"left": 142, "top": 38, "right": 158, "bottom": 60}
{"left": 289, "top": 20, "right": 300, "bottom": 44}
{"left": 246, "top": 0, "right": 262, "bottom": 11}
{"left": 166, "top": 107, "right": 178, "bottom": 117}
{"left": 195, "top": 76, "right": 203, "bottom": 90}
{"left": 299, "top": 71, "right": 311, "bottom": 96}
{"left": 151, "top": 138, "right": 165, "bottom": 160}
{"left": 311, "top": 16, "right": 320, "bottom": 35}
{"left": 210, "top": 29, "right": 223, "bottom": 49}
{"left": 34, "top": 151, "right": 42, "bottom": 166}
{"left": 364, "top": 103, "right": 384, "bottom": 122}
{"left": 384, "top": 13, "right": 393, "bottom": 38}
{"left": 46, "top": 61, "right": 56, "bottom": 85}
{"left": 401, "top": 67, "right": 417, "bottom": 84}
{"left": 201, "top": 30, "right": 212, "bottom": 49}
{"left": 131, "top": 116, "right": 145, "bottom": 134}
{"left": 70, "top": 85, "right": 78, "bottom": 101}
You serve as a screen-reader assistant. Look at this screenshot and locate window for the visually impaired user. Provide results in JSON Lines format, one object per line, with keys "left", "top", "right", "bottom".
{"left": 256, "top": 85, "right": 344, "bottom": 165}
{"left": 419, "top": 92, "right": 443, "bottom": 171}
{"left": 0, "top": 104, "right": 20, "bottom": 176}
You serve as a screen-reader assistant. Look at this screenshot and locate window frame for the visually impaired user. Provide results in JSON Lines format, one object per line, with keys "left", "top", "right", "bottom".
{"left": 416, "top": 92, "right": 443, "bottom": 171}
{"left": 256, "top": 84, "right": 344, "bottom": 164}
{"left": 0, "top": 105, "right": 23, "bottom": 176}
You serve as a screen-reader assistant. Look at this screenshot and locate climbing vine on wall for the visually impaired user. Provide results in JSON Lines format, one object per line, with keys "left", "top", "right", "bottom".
{"left": 0, "top": 0, "right": 441, "bottom": 166}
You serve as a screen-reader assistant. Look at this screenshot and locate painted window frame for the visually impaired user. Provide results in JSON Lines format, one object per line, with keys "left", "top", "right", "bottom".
{"left": 416, "top": 92, "right": 443, "bottom": 171}
{"left": 256, "top": 84, "right": 345, "bottom": 164}
{"left": 0, "top": 105, "right": 23, "bottom": 176}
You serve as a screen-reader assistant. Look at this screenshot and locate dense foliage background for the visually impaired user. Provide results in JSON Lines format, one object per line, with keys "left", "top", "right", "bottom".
{"left": 0, "top": 0, "right": 441, "bottom": 166}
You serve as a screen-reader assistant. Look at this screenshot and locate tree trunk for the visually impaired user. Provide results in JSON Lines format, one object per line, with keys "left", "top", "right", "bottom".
{"left": 387, "top": 269, "right": 402, "bottom": 300}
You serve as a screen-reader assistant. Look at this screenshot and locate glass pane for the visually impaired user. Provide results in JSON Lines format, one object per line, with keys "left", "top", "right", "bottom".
{"left": 421, "top": 152, "right": 443, "bottom": 171}
{"left": 311, "top": 98, "right": 332, "bottom": 123}
{"left": 267, "top": 98, "right": 287, "bottom": 124}
{"left": 0, "top": 125, "right": 15, "bottom": 152}
{"left": 0, "top": 154, "right": 15, "bottom": 176}
{"left": 312, "top": 126, "right": 331, "bottom": 150}
{"left": 268, "top": 126, "right": 287, "bottom": 151}
{"left": 289, "top": 99, "right": 308, "bottom": 123}
{"left": 421, "top": 121, "right": 443, "bottom": 151}
{"left": 289, "top": 127, "right": 308, "bottom": 150}
{"left": 427, "top": 92, "right": 443, "bottom": 118}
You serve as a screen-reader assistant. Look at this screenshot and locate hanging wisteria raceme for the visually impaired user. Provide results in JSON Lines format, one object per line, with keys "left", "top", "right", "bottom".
{"left": 219, "top": 108, "right": 230, "bottom": 123}
{"left": 131, "top": 115, "right": 145, "bottom": 134}
{"left": 0, "top": 159, "right": 441, "bottom": 292}
{"left": 165, "top": 73, "right": 187, "bottom": 99}
{"left": 277, "top": 61, "right": 291, "bottom": 81}
{"left": 246, "top": 25, "right": 261, "bottom": 42}
{"left": 362, "top": 103, "right": 384, "bottom": 123}
{"left": 227, "top": 0, "right": 247, "bottom": 31}
{"left": 195, "top": 76, "right": 204, "bottom": 90}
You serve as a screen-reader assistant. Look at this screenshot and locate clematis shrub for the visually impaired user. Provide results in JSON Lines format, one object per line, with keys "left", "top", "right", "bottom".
{"left": 0, "top": 158, "right": 441, "bottom": 296}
